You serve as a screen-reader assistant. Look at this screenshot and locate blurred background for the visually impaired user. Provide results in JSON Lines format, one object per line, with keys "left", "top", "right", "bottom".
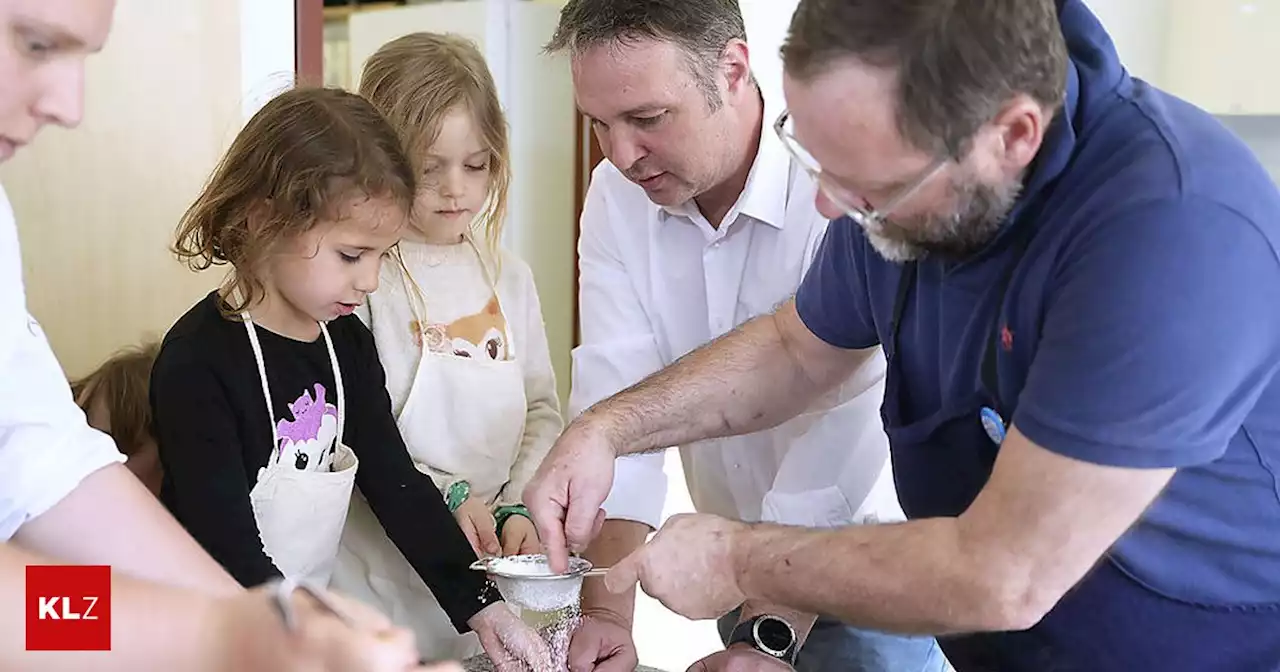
{"left": 1, "top": 1, "right": 1276, "bottom": 668}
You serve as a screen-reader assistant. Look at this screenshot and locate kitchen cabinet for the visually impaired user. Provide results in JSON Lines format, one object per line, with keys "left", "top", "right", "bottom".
{"left": 1162, "top": 1, "right": 1280, "bottom": 115}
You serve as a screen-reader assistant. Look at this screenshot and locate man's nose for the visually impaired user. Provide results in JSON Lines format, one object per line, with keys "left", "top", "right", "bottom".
{"left": 35, "top": 61, "right": 86, "bottom": 129}
{"left": 600, "top": 126, "right": 646, "bottom": 173}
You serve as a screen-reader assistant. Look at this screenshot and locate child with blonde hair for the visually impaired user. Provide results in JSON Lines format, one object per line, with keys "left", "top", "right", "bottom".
{"left": 150, "top": 85, "right": 548, "bottom": 669}
{"left": 71, "top": 340, "right": 163, "bottom": 496}
{"left": 330, "top": 33, "right": 564, "bottom": 659}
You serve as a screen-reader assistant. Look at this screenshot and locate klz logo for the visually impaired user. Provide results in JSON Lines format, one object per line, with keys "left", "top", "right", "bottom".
{"left": 26, "top": 565, "right": 111, "bottom": 651}
{"left": 37, "top": 596, "right": 101, "bottom": 620}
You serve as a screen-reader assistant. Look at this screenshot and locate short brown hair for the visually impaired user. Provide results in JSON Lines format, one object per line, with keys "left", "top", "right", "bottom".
{"left": 71, "top": 340, "right": 161, "bottom": 457}
{"left": 545, "top": 0, "right": 747, "bottom": 110}
{"left": 359, "top": 33, "right": 510, "bottom": 257}
{"left": 173, "top": 86, "right": 416, "bottom": 315}
{"left": 782, "top": 0, "right": 1069, "bottom": 158}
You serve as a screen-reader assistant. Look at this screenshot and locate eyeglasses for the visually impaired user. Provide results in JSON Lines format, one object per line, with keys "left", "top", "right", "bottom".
{"left": 774, "top": 109, "right": 946, "bottom": 227}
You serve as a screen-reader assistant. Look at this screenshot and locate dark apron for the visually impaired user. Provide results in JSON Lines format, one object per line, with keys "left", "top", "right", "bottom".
{"left": 883, "top": 225, "right": 1280, "bottom": 672}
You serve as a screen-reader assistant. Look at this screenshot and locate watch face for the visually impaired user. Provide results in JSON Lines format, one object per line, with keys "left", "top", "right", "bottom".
{"left": 756, "top": 617, "right": 795, "bottom": 653}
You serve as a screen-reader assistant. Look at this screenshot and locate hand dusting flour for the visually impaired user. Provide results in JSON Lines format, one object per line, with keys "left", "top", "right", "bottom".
{"left": 460, "top": 605, "right": 582, "bottom": 672}
{"left": 470, "top": 555, "right": 592, "bottom": 671}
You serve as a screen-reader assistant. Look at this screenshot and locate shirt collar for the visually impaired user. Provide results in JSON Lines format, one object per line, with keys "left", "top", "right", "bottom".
{"left": 659, "top": 91, "right": 792, "bottom": 231}
{"left": 1008, "top": 57, "right": 1080, "bottom": 224}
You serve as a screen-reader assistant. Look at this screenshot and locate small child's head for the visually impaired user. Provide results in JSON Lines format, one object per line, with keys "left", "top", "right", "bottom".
{"left": 359, "top": 33, "right": 511, "bottom": 251}
{"left": 71, "top": 340, "right": 163, "bottom": 496}
{"left": 173, "top": 87, "right": 416, "bottom": 321}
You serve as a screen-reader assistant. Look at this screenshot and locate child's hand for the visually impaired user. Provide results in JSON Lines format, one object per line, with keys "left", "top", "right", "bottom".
{"left": 500, "top": 514, "right": 541, "bottom": 556}
{"left": 454, "top": 497, "right": 501, "bottom": 558}
{"left": 469, "top": 603, "right": 552, "bottom": 670}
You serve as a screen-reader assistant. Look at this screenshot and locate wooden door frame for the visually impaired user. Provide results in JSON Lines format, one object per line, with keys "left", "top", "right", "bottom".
{"left": 296, "top": 0, "right": 324, "bottom": 85}
{"left": 572, "top": 112, "right": 605, "bottom": 348}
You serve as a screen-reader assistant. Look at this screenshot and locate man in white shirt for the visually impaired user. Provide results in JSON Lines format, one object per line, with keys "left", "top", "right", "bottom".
{"left": 0, "top": 0, "right": 453, "bottom": 668}
{"left": 547, "top": 2, "right": 947, "bottom": 670}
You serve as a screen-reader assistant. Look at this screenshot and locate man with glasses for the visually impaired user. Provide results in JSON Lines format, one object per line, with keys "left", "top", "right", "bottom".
{"left": 544, "top": 1, "right": 945, "bottom": 671}
{"left": 528, "top": 0, "right": 1280, "bottom": 670}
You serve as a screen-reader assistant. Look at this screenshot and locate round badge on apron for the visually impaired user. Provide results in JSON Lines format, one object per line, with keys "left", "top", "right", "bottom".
{"left": 329, "top": 238, "right": 528, "bottom": 659}
{"left": 243, "top": 317, "right": 359, "bottom": 586}
{"left": 979, "top": 406, "right": 1006, "bottom": 445}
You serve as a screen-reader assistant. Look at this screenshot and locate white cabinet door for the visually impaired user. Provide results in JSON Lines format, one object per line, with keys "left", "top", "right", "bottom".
{"left": 1163, "top": 1, "right": 1280, "bottom": 115}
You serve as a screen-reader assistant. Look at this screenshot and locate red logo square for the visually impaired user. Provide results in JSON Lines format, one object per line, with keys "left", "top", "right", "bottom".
{"left": 25, "top": 565, "right": 111, "bottom": 651}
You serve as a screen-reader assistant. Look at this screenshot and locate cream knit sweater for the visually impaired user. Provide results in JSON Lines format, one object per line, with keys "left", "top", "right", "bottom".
{"left": 357, "top": 240, "right": 562, "bottom": 506}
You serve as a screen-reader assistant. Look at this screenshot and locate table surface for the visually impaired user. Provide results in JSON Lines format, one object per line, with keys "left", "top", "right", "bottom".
{"left": 461, "top": 655, "right": 664, "bottom": 672}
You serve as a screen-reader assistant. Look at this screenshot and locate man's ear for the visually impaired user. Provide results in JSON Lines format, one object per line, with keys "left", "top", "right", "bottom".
{"left": 722, "top": 38, "right": 753, "bottom": 98}
{"left": 987, "top": 94, "right": 1048, "bottom": 175}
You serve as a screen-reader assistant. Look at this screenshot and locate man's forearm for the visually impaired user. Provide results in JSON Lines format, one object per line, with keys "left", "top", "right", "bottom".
{"left": 581, "top": 519, "right": 651, "bottom": 624}
{"left": 587, "top": 306, "right": 840, "bottom": 456}
{"left": 732, "top": 519, "right": 1017, "bottom": 635}
{"left": 1, "top": 542, "right": 238, "bottom": 671}
{"left": 13, "top": 464, "right": 242, "bottom": 595}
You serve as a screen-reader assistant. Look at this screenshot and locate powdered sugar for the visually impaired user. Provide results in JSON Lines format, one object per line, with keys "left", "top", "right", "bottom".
{"left": 484, "top": 554, "right": 592, "bottom": 612}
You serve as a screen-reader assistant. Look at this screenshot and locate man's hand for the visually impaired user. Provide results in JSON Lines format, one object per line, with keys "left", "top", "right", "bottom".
{"left": 687, "top": 644, "right": 793, "bottom": 672}
{"left": 605, "top": 513, "right": 749, "bottom": 620}
{"left": 454, "top": 497, "right": 501, "bottom": 558}
{"left": 523, "top": 419, "right": 613, "bottom": 573}
{"left": 226, "top": 584, "right": 459, "bottom": 671}
{"left": 567, "top": 611, "right": 639, "bottom": 672}
{"left": 499, "top": 514, "right": 541, "bottom": 556}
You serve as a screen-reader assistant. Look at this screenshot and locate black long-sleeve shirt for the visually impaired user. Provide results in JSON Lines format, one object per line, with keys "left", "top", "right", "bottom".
{"left": 150, "top": 291, "right": 497, "bottom": 631}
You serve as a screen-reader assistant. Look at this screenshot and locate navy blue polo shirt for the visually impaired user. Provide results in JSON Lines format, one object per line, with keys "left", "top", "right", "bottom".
{"left": 796, "top": 0, "right": 1280, "bottom": 606}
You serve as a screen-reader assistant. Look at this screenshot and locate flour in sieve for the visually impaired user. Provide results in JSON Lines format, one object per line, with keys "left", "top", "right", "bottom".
{"left": 496, "top": 574, "right": 582, "bottom": 611}
{"left": 489, "top": 555, "right": 588, "bottom": 611}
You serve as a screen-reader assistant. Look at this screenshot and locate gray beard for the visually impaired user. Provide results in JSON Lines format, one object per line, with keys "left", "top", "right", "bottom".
{"left": 862, "top": 175, "right": 1023, "bottom": 263}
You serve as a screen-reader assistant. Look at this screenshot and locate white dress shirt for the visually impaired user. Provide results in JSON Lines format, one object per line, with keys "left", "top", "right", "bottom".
{"left": 570, "top": 98, "right": 903, "bottom": 530}
{"left": 0, "top": 184, "right": 125, "bottom": 539}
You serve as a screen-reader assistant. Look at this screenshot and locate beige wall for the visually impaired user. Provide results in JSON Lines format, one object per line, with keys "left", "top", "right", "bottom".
{"left": 0, "top": 0, "right": 289, "bottom": 378}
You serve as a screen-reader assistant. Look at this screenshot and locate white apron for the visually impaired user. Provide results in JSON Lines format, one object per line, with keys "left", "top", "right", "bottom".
{"left": 244, "top": 317, "right": 359, "bottom": 585}
{"left": 330, "top": 239, "right": 527, "bottom": 658}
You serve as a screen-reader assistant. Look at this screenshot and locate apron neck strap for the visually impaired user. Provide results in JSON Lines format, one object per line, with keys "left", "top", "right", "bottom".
{"left": 242, "top": 315, "right": 345, "bottom": 454}
{"left": 887, "top": 218, "right": 1041, "bottom": 411}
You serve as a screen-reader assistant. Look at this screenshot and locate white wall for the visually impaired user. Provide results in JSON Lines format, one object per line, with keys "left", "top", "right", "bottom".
{"left": 740, "top": 0, "right": 801, "bottom": 109}
{"left": 241, "top": 0, "right": 298, "bottom": 120}
{"left": 505, "top": 3, "right": 577, "bottom": 409}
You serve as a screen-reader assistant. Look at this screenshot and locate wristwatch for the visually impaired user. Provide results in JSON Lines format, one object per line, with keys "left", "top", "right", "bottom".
{"left": 728, "top": 614, "right": 798, "bottom": 665}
